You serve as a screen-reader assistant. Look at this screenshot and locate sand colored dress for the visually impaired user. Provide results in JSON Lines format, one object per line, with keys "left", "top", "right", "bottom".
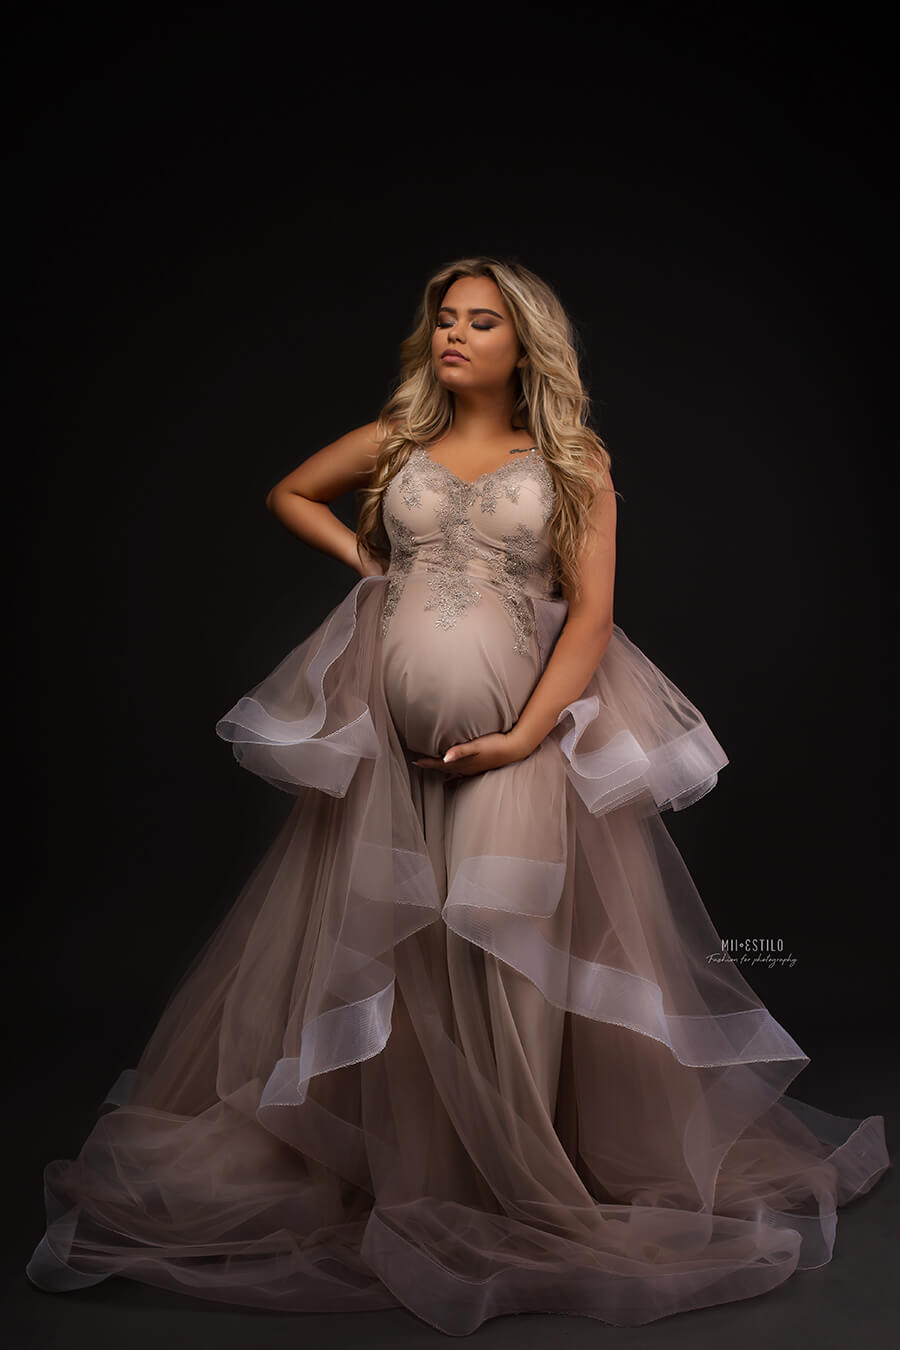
{"left": 26, "top": 444, "right": 890, "bottom": 1332}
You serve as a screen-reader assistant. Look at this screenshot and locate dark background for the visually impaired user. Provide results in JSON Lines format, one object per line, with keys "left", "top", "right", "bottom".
{"left": 8, "top": 8, "right": 896, "bottom": 1347}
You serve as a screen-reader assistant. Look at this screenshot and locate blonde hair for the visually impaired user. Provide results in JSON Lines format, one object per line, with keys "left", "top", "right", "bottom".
{"left": 356, "top": 255, "right": 618, "bottom": 603}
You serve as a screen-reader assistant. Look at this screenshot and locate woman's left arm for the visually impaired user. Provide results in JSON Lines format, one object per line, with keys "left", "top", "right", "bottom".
{"left": 506, "top": 471, "right": 617, "bottom": 759}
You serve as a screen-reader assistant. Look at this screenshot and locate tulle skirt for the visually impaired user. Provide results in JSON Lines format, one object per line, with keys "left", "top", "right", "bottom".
{"left": 26, "top": 574, "right": 890, "bottom": 1332}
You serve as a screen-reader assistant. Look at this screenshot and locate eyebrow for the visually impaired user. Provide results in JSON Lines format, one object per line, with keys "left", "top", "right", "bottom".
{"left": 438, "top": 305, "right": 505, "bottom": 319}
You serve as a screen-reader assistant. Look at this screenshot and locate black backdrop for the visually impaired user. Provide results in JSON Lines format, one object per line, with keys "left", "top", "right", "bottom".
{"left": 8, "top": 9, "right": 895, "bottom": 1339}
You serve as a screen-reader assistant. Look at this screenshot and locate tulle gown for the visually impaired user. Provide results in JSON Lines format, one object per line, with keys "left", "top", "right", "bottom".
{"left": 26, "top": 444, "right": 890, "bottom": 1332}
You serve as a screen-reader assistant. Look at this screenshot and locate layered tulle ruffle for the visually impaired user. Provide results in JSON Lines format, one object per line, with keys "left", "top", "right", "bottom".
{"left": 26, "top": 575, "right": 890, "bottom": 1330}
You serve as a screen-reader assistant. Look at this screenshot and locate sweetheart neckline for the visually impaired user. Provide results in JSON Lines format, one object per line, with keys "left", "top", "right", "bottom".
{"left": 413, "top": 444, "right": 541, "bottom": 487}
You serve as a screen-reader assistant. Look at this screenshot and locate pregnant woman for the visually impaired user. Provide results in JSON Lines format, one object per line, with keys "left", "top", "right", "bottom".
{"left": 26, "top": 256, "right": 890, "bottom": 1333}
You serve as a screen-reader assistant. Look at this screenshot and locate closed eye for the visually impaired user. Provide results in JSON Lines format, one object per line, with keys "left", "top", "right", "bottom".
{"left": 436, "top": 321, "right": 494, "bottom": 330}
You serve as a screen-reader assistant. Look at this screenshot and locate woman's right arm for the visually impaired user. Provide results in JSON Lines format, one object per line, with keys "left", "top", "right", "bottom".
{"left": 265, "top": 421, "right": 385, "bottom": 575}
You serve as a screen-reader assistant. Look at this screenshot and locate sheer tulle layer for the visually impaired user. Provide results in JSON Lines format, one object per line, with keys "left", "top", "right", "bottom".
{"left": 532, "top": 594, "right": 730, "bottom": 814}
{"left": 212, "top": 576, "right": 730, "bottom": 814}
{"left": 26, "top": 576, "right": 890, "bottom": 1331}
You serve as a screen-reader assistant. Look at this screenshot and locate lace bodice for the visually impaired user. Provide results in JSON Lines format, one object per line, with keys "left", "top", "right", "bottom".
{"left": 381, "top": 445, "right": 560, "bottom": 657}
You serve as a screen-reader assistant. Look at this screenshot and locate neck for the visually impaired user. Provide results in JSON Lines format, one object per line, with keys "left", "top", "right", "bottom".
{"left": 448, "top": 393, "right": 527, "bottom": 442}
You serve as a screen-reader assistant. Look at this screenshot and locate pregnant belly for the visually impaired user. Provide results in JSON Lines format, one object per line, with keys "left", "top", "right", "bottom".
{"left": 380, "top": 573, "right": 541, "bottom": 759}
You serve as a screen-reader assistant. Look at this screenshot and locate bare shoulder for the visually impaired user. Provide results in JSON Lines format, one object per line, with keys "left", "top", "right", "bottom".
{"left": 267, "top": 421, "right": 385, "bottom": 505}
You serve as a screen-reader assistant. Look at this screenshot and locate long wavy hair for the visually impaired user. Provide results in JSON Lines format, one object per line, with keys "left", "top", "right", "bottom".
{"left": 356, "top": 256, "right": 618, "bottom": 603}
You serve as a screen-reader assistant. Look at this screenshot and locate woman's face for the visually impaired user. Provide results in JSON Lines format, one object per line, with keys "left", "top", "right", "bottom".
{"left": 431, "top": 275, "right": 527, "bottom": 395}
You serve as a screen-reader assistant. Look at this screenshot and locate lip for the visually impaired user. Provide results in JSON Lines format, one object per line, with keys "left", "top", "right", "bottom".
{"left": 442, "top": 351, "right": 468, "bottom": 362}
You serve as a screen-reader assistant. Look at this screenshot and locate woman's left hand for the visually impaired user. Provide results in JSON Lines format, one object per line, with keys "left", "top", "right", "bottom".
{"left": 411, "top": 731, "right": 528, "bottom": 777}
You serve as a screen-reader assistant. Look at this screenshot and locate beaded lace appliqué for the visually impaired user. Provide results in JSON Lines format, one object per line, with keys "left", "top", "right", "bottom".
{"left": 493, "top": 522, "right": 553, "bottom": 656}
{"left": 381, "top": 447, "right": 558, "bottom": 655}
{"left": 381, "top": 508, "right": 418, "bottom": 633}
